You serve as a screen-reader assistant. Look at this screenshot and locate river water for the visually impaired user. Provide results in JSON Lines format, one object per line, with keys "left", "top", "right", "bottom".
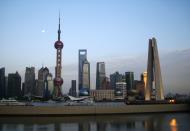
{"left": 0, "top": 112, "right": 189, "bottom": 131}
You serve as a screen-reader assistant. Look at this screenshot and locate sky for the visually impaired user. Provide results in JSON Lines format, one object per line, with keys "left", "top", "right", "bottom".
{"left": 0, "top": 0, "right": 190, "bottom": 94}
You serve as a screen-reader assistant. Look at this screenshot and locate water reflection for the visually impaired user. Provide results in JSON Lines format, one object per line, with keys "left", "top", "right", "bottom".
{"left": 0, "top": 113, "right": 189, "bottom": 131}
{"left": 96, "top": 122, "right": 106, "bottom": 131}
{"left": 170, "top": 118, "right": 178, "bottom": 131}
{"left": 79, "top": 123, "right": 90, "bottom": 131}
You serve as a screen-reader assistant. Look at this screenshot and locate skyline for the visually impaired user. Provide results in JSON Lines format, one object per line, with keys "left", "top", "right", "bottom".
{"left": 1, "top": 0, "right": 190, "bottom": 94}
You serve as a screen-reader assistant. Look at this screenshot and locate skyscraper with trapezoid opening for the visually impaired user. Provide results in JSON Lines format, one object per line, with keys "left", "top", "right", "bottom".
{"left": 78, "top": 49, "right": 90, "bottom": 96}
{"left": 78, "top": 49, "right": 87, "bottom": 91}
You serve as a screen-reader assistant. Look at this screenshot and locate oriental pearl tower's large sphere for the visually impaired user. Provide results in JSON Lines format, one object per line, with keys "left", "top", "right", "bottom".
{"left": 54, "top": 40, "right": 64, "bottom": 49}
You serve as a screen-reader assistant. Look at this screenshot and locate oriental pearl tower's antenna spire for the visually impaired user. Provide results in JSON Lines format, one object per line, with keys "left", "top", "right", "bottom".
{"left": 53, "top": 12, "right": 64, "bottom": 98}
{"left": 58, "top": 11, "right": 61, "bottom": 41}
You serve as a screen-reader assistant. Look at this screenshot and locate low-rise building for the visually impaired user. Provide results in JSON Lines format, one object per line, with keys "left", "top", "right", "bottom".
{"left": 90, "top": 90, "right": 114, "bottom": 101}
{"left": 69, "top": 80, "right": 77, "bottom": 97}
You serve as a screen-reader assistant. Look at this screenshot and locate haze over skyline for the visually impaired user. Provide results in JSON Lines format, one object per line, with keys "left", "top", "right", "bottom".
{"left": 0, "top": 0, "right": 190, "bottom": 94}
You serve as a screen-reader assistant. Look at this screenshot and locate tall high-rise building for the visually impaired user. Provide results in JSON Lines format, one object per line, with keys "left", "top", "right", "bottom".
{"left": 82, "top": 59, "right": 90, "bottom": 89}
{"left": 45, "top": 73, "right": 54, "bottom": 98}
{"left": 134, "top": 80, "right": 145, "bottom": 100}
{"left": 101, "top": 77, "right": 111, "bottom": 89}
{"left": 7, "top": 72, "right": 21, "bottom": 98}
{"left": 125, "top": 72, "right": 134, "bottom": 91}
{"left": 54, "top": 14, "right": 64, "bottom": 98}
{"left": 141, "top": 72, "right": 147, "bottom": 88}
{"left": 69, "top": 80, "right": 77, "bottom": 97}
{"left": 78, "top": 49, "right": 90, "bottom": 96}
{"left": 5, "top": 76, "right": 8, "bottom": 97}
{"left": 141, "top": 72, "right": 147, "bottom": 97}
{"left": 0, "top": 67, "right": 6, "bottom": 98}
{"left": 96, "top": 62, "right": 106, "bottom": 90}
{"left": 24, "top": 67, "right": 35, "bottom": 97}
{"left": 38, "top": 67, "right": 49, "bottom": 80}
{"left": 110, "top": 71, "right": 123, "bottom": 89}
{"left": 78, "top": 49, "right": 87, "bottom": 91}
{"left": 21, "top": 82, "right": 25, "bottom": 97}
{"left": 145, "top": 37, "right": 164, "bottom": 100}
{"left": 35, "top": 67, "right": 49, "bottom": 97}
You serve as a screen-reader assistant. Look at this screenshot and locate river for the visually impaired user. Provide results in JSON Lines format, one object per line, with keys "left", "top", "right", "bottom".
{"left": 0, "top": 112, "right": 189, "bottom": 131}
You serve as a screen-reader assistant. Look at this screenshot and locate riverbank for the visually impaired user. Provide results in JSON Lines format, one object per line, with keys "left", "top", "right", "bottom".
{"left": 0, "top": 103, "right": 189, "bottom": 116}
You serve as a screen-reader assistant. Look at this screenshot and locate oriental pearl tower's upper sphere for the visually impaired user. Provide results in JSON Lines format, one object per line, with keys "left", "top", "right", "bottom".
{"left": 54, "top": 40, "right": 64, "bottom": 49}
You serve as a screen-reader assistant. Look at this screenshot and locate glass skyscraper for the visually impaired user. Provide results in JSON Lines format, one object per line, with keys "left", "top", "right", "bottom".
{"left": 45, "top": 73, "right": 54, "bottom": 98}
{"left": 35, "top": 67, "right": 49, "bottom": 98}
{"left": 78, "top": 49, "right": 87, "bottom": 91}
{"left": 0, "top": 67, "right": 6, "bottom": 98}
{"left": 125, "top": 72, "right": 134, "bottom": 91}
{"left": 110, "top": 71, "right": 123, "bottom": 89}
{"left": 24, "top": 67, "right": 35, "bottom": 98}
{"left": 7, "top": 72, "right": 21, "bottom": 98}
{"left": 82, "top": 59, "right": 90, "bottom": 91}
{"left": 78, "top": 49, "right": 90, "bottom": 96}
{"left": 69, "top": 80, "right": 77, "bottom": 97}
{"left": 96, "top": 62, "right": 106, "bottom": 90}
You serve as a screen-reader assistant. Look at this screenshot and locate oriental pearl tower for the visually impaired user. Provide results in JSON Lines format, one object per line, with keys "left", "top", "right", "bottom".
{"left": 54, "top": 14, "right": 64, "bottom": 98}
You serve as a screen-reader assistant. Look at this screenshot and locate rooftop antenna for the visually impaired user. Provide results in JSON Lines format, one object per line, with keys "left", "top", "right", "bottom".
{"left": 58, "top": 10, "right": 61, "bottom": 41}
